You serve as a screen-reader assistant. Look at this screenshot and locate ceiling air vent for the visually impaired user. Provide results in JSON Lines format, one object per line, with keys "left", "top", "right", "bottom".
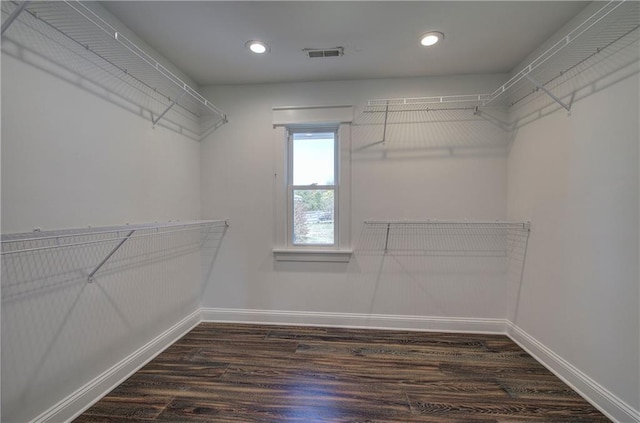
{"left": 303, "top": 47, "right": 344, "bottom": 58}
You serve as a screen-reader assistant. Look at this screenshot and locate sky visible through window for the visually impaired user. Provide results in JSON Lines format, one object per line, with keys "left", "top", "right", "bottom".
{"left": 293, "top": 133, "right": 334, "bottom": 186}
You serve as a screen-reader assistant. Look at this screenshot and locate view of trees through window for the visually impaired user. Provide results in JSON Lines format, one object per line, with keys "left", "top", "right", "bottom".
{"left": 290, "top": 131, "right": 336, "bottom": 245}
{"left": 293, "top": 190, "right": 334, "bottom": 244}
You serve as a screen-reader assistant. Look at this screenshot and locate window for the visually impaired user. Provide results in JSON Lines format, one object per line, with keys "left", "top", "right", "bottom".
{"left": 288, "top": 129, "right": 337, "bottom": 246}
{"left": 272, "top": 105, "right": 352, "bottom": 262}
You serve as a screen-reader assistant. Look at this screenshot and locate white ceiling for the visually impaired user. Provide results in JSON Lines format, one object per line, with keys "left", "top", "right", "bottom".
{"left": 101, "top": 1, "right": 589, "bottom": 87}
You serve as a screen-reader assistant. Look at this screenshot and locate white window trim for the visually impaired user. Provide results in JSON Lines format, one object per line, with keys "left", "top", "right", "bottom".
{"left": 271, "top": 248, "right": 352, "bottom": 262}
{"left": 272, "top": 106, "right": 352, "bottom": 262}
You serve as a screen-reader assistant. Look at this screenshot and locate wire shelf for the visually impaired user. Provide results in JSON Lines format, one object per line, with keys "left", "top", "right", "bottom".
{"left": 354, "top": 220, "right": 531, "bottom": 320}
{"left": 1, "top": 220, "right": 228, "bottom": 285}
{"left": 1, "top": 220, "right": 228, "bottom": 255}
{"left": 1, "top": 220, "right": 228, "bottom": 304}
{"left": 366, "top": 0, "right": 639, "bottom": 113}
{"left": 359, "top": 220, "right": 530, "bottom": 256}
{"left": 1, "top": 0, "right": 227, "bottom": 139}
{"left": 364, "top": 220, "right": 530, "bottom": 229}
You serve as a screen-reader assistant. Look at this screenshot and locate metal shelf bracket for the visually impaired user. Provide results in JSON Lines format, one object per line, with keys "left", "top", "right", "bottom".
{"left": 1, "top": 1, "right": 30, "bottom": 35}
{"left": 87, "top": 229, "right": 135, "bottom": 282}
{"left": 152, "top": 89, "right": 187, "bottom": 127}
{"left": 381, "top": 102, "right": 389, "bottom": 144}
{"left": 60, "top": 1, "right": 227, "bottom": 132}
{"left": 383, "top": 223, "right": 391, "bottom": 254}
{"left": 365, "top": 1, "right": 629, "bottom": 114}
{"left": 524, "top": 74, "right": 572, "bottom": 114}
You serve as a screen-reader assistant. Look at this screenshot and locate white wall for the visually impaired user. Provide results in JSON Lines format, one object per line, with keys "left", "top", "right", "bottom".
{"left": 1, "top": 54, "right": 201, "bottom": 232}
{"left": 199, "top": 17, "right": 640, "bottom": 417}
{"left": 1, "top": 4, "right": 205, "bottom": 420}
{"left": 4, "top": 1, "right": 637, "bottom": 421}
{"left": 507, "top": 49, "right": 640, "bottom": 416}
{"left": 200, "top": 75, "right": 511, "bottom": 321}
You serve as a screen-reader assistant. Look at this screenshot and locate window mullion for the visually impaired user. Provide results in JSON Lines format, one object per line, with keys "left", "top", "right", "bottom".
{"left": 292, "top": 185, "right": 335, "bottom": 190}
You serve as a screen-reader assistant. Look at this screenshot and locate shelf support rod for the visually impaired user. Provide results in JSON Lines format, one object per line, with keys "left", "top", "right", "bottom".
{"left": 384, "top": 223, "right": 391, "bottom": 254}
{"left": 381, "top": 102, "right": 389, "bottom": 144}
{"left": 525, "top": 74, "right": 571, "bottom": 113}
{"left": 87, "top": 229, "right": 135, "bottom": 282}
{"left": 1, "top": 1, "right": 30, "bottom": 35}
{"left": 152, "top": 90, "right": 187, "bottom": 127}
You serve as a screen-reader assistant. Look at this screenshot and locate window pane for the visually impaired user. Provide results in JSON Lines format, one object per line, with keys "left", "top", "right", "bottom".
{"left": 292, "top": 133, "right": 334, "bottom": 186}
{"left": 293, "top": 190, "right": 334, "bottom": 245}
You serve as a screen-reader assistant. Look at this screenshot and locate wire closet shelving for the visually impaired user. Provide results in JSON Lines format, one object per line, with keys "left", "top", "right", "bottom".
{"left": 1, "top": 220, "right": 228, "bottom": 282}
{"left": 365, "top": 0, "right": 640, "bottom": 115}
{"left": 1, "top": 0, "right": 227, "bottom": 140}
{"left": 360, "top": 220, "right": 531, "bottom": 257}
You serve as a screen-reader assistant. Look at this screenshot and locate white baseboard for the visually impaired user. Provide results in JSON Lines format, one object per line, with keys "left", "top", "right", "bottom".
{"left": 31, "top": 307, "right": 638, "bottom": 423}
{"left": 200, "top": 307, "right": 508, "bottom": 334}
{"left": 507, "top": 322, "right": 640, "bottom": 423}
{"left": 203, "top": 308, "right": 640, "bottom": 422}
{"left": 32, "top": 309, "right": 202, "bottom": 423}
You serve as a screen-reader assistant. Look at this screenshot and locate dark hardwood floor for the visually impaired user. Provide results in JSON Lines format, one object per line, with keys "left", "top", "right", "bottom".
{"left": 74, "top": 323, "right": 609, "bottom": 422}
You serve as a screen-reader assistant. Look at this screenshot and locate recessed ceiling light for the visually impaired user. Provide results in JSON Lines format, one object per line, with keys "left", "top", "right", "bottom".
{"left": 420, "top": 31, "right": 443, "bottom": 47}
{"left": 245, "top": 40, "right": 269, "bottom": 54}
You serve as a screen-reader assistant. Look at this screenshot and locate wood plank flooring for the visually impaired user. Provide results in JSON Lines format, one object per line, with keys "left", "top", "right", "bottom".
{"left": 74, "top": 323, "right": 609, "bottom": 422}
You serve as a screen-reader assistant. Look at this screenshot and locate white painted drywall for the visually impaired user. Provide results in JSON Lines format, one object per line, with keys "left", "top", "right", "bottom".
{"left": 4, "top": 0, "right": 636, "bottom": 420}
{"left": 1, "top": 4, "right": 205, "bottom": 420}
{"left": 199, "top": 75, "right": 510, "bottom": 320}
{"left": 507, "top": 58, "right": 640, "bottom": 414}
{"left": 1, "top": 53, "right": 201, "bottom": 231}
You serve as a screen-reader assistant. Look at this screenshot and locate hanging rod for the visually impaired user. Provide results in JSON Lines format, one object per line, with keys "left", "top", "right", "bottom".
{"left": 366, "top": 0, "right": 629, "bottom": 111}
{"left": 1, "top": 220, "right": 228, "bottom": 256}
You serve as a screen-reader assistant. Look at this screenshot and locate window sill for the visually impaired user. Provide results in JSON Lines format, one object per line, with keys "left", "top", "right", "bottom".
{"left": 272, "top": 248, "right": 353, "bottom": 263}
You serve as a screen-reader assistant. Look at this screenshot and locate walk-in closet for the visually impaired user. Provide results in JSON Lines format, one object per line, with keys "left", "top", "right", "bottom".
{"left": 2, "top": 1, "right": 639, "bottom": 422}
